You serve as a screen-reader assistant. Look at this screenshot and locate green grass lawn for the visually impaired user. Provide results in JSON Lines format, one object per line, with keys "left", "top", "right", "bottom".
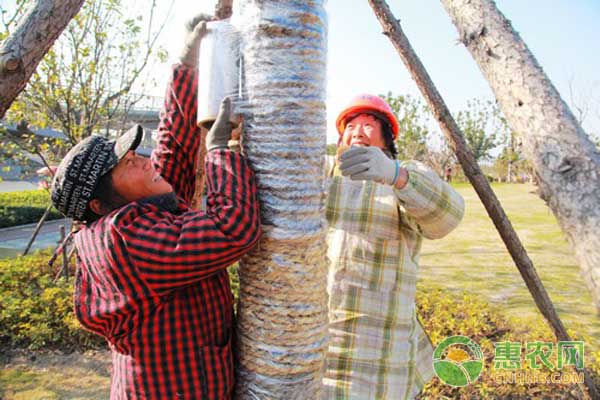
{"left": 419, "top": 183, "right": 600, "bottom": 353}
{"left": 0, "top": 351, "right": 110, "bottom": 400}
{"left": 2, "top": 183, "right": 598, "bottom": 398}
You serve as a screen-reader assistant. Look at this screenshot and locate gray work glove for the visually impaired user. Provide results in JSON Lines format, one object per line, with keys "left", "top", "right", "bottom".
{"left": 179, "top": 14, "right": 212, "bottom": 67}
{"left": 206, "top": 97, "right": 234, "bottom": 151}
{"left": 339, "top": 146, "right": 400, "bottom": 186}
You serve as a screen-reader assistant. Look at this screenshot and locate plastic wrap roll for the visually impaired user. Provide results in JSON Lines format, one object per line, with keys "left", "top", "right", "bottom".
{"left": 230, "top": 1, "right": 329, "bottom": 399}
{"left": 197, "top": 20, "right": 240, "bottom": 128}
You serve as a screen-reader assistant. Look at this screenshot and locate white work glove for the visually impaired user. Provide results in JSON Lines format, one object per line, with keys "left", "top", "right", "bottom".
{"left": 339, "top": 146, "right": 400, "bottom": 186}
{"left": 179, "top": 14, "right": 211, "bottom": 67}
{"left": 206, "top": 97, "right": 235, "bottom": 151}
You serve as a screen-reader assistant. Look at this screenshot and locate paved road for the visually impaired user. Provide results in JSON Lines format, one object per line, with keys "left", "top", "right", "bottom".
{"left": 0, "top": 180, "right": 65, "bottom": 258}
{"left": 0, "top": 218, "right": 71, "bottom": 258}
{"left": 0, "top": 180, "right": 39, "bottom": 192}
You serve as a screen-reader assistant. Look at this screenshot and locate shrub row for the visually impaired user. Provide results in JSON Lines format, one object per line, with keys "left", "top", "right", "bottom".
{"left": 416, "top": 287, "right": 600, "bottom": 398}
{"left": 0, "top": 252, "right": 240, "bottom": 351}
{"left": 1, "top": 250, "right": 597, "bottom": 397}
{"left": 0, "top": 189, "right": 63, "bottom": 228}
{"left": 0, "top": 250, "right": 103, "bottom": 350}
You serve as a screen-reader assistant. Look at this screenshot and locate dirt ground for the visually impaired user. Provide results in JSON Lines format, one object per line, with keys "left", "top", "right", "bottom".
{"left": 0, "top": 349, "right": 111, "bottom": 399}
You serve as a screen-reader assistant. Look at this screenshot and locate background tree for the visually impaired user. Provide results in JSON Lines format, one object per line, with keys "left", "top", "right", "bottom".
{"left": 381, "top": 91, "right": 431, "bottom": 161}
{"left": 1, "top": 0, "right": 170, "bottom": 171}
{"left": 441, "top": 0, "right": 600, "bottom": 314}
{"left": 0, "top": 122, "right": 59, "bottom": 179}
{"left": 426, "top": 139, "right": 457, "bottom": 180}
{"left": 492, "top": 130, "right": 534, "bottom": 183}
{"left": 567, "top": 76, "right": 600, "bottom": 148}
{"left": 455, "top": 98, "right": 504, "bottom": 162}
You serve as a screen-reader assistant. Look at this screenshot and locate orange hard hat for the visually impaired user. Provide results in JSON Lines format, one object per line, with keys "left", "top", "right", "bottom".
{"left": 336, "top": 94, "right": 399, "bottom": 139}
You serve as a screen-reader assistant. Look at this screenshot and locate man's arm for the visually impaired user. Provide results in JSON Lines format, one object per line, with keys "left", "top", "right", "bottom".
{"left": 151, "top": 64, "right": 200, "bottom": 203}
{"left": 393, "top": 160, "right": 464, "bottom": 239}
{"left": 116, "top": 149, "right": 261, "bottom": 293}
{"left": 151, "top": 15, "right": 210, "bottom": 204}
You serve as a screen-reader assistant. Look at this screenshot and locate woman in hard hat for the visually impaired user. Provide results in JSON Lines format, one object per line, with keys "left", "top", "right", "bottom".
{"left": 323, "top": 94, "right": 465, "bottom": 399}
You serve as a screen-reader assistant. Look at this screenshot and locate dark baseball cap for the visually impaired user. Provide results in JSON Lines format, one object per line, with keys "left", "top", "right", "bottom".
{"left": 50, "top": 125, "right": 144, "bottom": 220}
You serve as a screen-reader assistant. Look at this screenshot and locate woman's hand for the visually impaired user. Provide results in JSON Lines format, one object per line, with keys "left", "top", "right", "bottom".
{"left": 339, "top": 146, "right": 407, "bottom": 188}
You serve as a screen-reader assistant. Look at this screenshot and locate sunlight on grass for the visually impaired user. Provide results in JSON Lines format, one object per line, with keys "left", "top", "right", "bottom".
{"left": 0, "top": 356, "right": 110, "bottom": 400}
{"left": 419, "top": 183, "right": 600, "bottom": 352}
{"left": 2, "top": 183, "right": 598, "bottom": 398}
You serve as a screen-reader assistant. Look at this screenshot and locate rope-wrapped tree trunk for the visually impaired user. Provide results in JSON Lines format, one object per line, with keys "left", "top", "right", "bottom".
{"left": 0, "top": 0, "right": 86, "bottom": 117}
{"left": 232, "top": 1, "right": 329, "bottom": 398}
{"left": 440, "top": 0, "right": 600, "bottom": 315}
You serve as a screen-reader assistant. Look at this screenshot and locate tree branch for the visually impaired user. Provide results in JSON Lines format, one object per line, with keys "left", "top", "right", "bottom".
{"left": 367, "top": 1, "right": 599, "bottom": 398}
{"left": 0, "top": 0, "right": 86, "bottom": 117}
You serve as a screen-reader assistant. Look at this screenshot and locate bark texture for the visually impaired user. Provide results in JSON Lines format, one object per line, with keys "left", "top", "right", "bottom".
{"left": 441, "top": 0, "right": 600, "bottom": 314}
{"left": 0, "top": 0, "right": 86, "bottom": 117}
{"left": 368, "top": 1, "right": 599, "bottom": 397}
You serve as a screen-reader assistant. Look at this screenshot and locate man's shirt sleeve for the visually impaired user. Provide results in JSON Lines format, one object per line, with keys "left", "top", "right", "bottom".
{"left": 151, "top": 64, "right": 201, "bottom": 204}
{"left": 394, "top": 160, "right": 465, "bottom": 239}
{"left": 117, "top": 149, "right": 261, "bottom": 293}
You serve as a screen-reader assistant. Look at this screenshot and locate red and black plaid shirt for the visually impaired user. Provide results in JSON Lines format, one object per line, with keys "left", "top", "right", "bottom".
{"left": 73, "top": 64, "right": 260, "bottom": 399}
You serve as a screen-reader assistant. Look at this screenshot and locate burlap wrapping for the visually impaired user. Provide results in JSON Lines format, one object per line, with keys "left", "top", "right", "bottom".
{"left": 227, "top": 1, "right": 329, "bottom": 398}
{"left": 236, "top": 235, "right": 329, "bottom": 397}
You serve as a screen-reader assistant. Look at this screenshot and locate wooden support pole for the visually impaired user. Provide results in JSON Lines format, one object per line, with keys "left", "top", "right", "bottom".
{"left": 0, "top": 0, "right": 86, "bottom": 118}
{"left": 60, "top": 225, "right": 68, "bottom": 280}
{"left": 22, "top": 203, "right": 53, "bottom": 256}
{"left": 367, "top": 1, "right": 598, "bottom": 398}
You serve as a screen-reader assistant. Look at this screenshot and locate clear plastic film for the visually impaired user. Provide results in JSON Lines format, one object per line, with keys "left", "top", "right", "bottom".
{"left": 197, "top": 1, "right": 330, "bottom": 398}
{"left": 197, "top": 20, "right": 241, "bottom": 128}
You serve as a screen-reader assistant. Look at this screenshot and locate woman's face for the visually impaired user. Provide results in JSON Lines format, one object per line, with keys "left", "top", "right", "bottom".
{"left": 341, "top": 113, "right": 386, "bottom": 149}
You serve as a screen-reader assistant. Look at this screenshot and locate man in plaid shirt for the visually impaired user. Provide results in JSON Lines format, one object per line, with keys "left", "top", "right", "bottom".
{"left": 50, "top": 16, "right": 260, "bottom": 399}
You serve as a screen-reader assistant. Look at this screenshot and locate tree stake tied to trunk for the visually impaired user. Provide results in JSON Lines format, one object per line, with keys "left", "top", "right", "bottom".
{"left": 368, "top": 0, "right": 598, "bottom": 398}
{"left": 440, "top": 0, "right": 600, "bottom": 317}
{"left": 0, "top": 0, "right": 86, "bottom": 117}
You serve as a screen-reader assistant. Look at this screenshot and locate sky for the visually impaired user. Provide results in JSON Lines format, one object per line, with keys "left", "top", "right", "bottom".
{"left": 152, "top": 0, "right": 600, "bottom": 144}
{"left": 3, "top": 0, "right": 600, "bottom": 144}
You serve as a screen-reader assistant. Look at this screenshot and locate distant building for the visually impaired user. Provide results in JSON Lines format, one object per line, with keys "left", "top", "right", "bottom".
{"left": 1, "top": 97, "right": 162, "bottom": 179}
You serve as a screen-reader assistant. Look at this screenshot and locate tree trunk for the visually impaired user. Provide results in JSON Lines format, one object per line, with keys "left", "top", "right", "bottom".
{"left": 440, "top": 0, "right": 600, "bottom": 314}
{"left": 0, "top": 0, "right": 85, "bottom": 118}
{"left": 190, "top": 126, "right": 208, "bottom": 210}
{"left": 368, "top": 1, "right": 599, "bottom": 397}
{"left": 232, "top": 1, "right": 329, "bottom": 398}
{"left": 214, "top": 0, "right": 233, "bottom": 20}
{"left": 191, "top": 1, "right": 235, "bottom": 210}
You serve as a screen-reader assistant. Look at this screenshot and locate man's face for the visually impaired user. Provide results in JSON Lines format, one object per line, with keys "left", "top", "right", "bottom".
{"left": 341, "top": 113, "right": 386, "bottom": 149}
{"left": 110, "top": 151, "right": 173, "bottom": 202}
